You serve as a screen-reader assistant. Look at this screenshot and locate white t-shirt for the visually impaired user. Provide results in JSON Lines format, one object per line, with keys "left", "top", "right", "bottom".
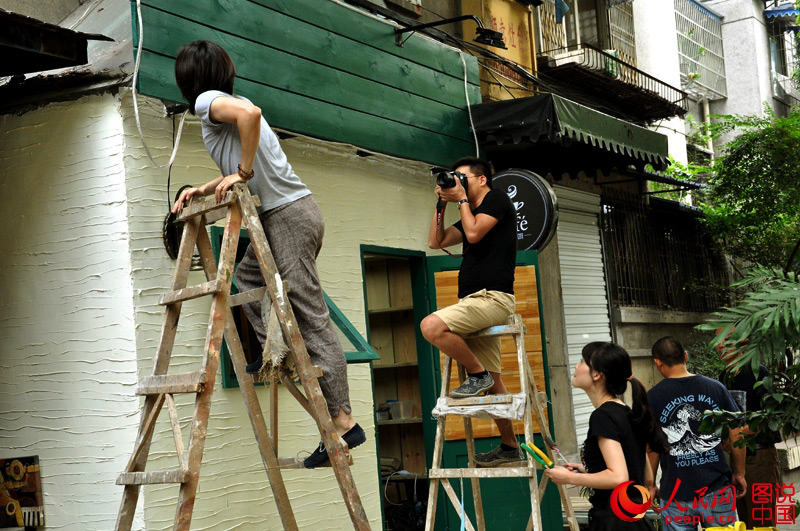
{"left": 194, "top": 90, "right": 310, "bottom": 213}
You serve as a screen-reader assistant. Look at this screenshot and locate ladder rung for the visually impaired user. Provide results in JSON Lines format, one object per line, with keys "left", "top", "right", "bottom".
{"left": 252, "top": 365, "right": 322, "bottom": 384}
{"left": 276, "top": 453, "right": 354, "bottom": 469}
{"left": 230, "top": 280, "right": 288, "bottom": 308}
{"left": 176, "top": 192, "right": 262, "bottom": 223}
{"left": 446, "top": 394, "right": 514, "bottom": 407}
{"left": 429, "top": 467, "right": 536, "bottom": 479}
{"left": 136, "top": 372, "right": 207, "bottom": 395}
{"left": 467, "top": 323, "right": 525, "bottom": 338}
{"left": 204, "top": 195, "right": 261, "bottom": 224}
{"left": 175, "top": 194, "right": 238, "bottom": 222}
{"left": 116, "top": 468, "right": 190, "bottom": 485}
{"left": 230, "top": 287, "right": 267, "bottom": 308}
{"left": 160, "top": 280, "right": 221, "bottom": 305}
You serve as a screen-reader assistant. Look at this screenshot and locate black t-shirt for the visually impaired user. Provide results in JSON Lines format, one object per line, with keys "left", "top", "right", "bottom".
{"left": 647, "top": 375, "right": 739, "bottom": 501}
{"left": 583, "top": 402, "right": 649, "bottom": 509}
{"left": 719, "top": 365, "right": 781, "bottom": 446}
{"left": 453, "top": 189, "right": 516, "bottom": 298}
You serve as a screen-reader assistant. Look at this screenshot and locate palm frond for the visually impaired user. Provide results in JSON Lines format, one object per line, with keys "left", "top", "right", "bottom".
{"left": 699, "top": 266, "right": 800, "bottom": 373}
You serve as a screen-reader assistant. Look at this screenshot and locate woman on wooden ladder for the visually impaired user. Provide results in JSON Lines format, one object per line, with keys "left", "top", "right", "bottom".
{"left": 171, "top": 40, "right": 364, "bottom": 468}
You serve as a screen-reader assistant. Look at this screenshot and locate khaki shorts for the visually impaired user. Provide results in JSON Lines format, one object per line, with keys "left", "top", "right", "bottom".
{"left": 433, "top": 289, "right": 516, "bottom": 374}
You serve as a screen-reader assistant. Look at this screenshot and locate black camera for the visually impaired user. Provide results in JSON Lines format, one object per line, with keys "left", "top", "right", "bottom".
{"left": 432, "top": 167, "right": 468, "bottom": 194}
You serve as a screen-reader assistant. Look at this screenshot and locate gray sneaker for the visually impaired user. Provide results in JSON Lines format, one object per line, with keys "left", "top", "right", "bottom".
{"left": 473, "top": 445, "right": 525, "bottom": 468}
{"left": 449, "top": 373, "right": 494, "bottom": 398}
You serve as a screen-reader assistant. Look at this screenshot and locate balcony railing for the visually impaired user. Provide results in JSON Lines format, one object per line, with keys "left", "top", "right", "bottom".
{"left": 674, "top": 0, "right": 727, "bottom": 100}
{"left": 536, "top": 0, "right": 637, "bottom": 67}
{"left": 538, "top": 43, "right": 688, "bottom": 115}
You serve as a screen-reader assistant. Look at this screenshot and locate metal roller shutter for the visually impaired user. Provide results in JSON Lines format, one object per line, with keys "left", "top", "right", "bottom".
{"left": 553, "top": 186, "right": 614, "bottom": 446}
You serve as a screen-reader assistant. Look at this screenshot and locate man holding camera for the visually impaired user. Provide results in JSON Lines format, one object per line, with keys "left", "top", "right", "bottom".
{"left": 420, "top": 156, "right": 521, "bottom": 467}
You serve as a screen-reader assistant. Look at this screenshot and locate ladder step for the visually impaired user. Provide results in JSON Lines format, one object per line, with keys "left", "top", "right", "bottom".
{"left": 467, "top": 323, "right": 525, "bottom": 338}
{"left": 160, "top": 280, "right": 221, "bottom": 305}
{"left": 446, "top": 394, "right": 514, "bottom": 407}
{"left": 175, "top": 194, "right": 237, "bottom": 222}
{"left": 136, "top": 372, "right": 208, "bottom": 395}
{"left": 230, "top": 286, "right": 267, "bottom": 308}
{"left": 204, "top": 196, "right": 262, "bottom": 224}
{"left": 429, "top": 467, "right": 537, "bottom": 479}
{"left": 276, "top": 453, "right": 353, "bottom": 469}
{"left": 253, "top": 365, "right": 323, "bottom": 384}
{"left": 229, "top": 280, "right": 288, "bottom": 308}
{"left": 116, "top": 468, "right": 190, "bottom": 485}
{"left": 175, "top": 192, "right": 261, "bottom": 223}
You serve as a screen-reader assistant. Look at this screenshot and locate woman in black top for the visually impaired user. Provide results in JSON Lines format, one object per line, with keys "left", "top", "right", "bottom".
{"left": 545, "top": 342, "right": 668, "bottom": 531}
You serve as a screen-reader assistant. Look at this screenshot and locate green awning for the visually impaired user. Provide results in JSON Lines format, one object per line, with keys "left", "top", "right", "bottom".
{"left": 472, "top": 93, "right": 669, "bottom": 168}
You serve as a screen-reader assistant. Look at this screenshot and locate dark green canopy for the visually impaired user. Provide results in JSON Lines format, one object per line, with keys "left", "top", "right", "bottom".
{"left": 473, "top": 93, "right": 669, "bottom": 169}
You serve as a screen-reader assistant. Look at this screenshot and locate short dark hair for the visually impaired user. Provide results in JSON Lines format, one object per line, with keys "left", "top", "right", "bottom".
{"left": 651, "top": 336, "right": 686, "bottom": 366}
{"left": 175, "top": 40, "right": 236, "bottom": 114}
{"left": 452, "top": 156, "right": 493, "bottom": 188}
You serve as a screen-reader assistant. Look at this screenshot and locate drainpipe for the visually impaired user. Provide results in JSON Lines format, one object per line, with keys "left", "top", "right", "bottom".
{"left": 572, "top": 0, "right": 580, "bottom": 47}
{"left": 702, "top": 96, "right": 714, "bottom": 160}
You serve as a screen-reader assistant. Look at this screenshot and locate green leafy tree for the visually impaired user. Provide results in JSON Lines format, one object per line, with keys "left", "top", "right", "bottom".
{"left": 697, "top": 108, "right": 800, "bottom": 268}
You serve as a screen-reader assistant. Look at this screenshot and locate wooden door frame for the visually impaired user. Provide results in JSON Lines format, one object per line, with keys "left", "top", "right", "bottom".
{"left": 359, "top": 244, "right": 437, "bottom": 530}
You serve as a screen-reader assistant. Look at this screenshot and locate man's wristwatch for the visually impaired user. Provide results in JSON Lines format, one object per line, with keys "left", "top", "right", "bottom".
{"left": 457, "top": 198, "right": 469, "bottom": 208}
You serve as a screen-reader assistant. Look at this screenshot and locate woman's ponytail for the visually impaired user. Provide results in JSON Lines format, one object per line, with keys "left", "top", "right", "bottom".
{"left": 583, "top": 342, "right": 669, "bottom": 455}
{"left": 629, "top": 376, "right": 668, "bottom": 454}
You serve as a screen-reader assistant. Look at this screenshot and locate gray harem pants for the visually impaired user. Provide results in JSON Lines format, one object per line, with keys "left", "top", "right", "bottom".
{"left": 233, "top": 194, "right": 351, "bottom": 417}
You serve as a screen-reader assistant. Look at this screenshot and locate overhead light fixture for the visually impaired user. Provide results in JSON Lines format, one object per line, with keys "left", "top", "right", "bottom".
{"left": 395, "top": 14, "right": 507, "bottom": 49}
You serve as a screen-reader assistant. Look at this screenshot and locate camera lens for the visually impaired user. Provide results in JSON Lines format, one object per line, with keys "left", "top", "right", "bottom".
{"left": 436, "top": 171, "right": 456, "bottom": 188}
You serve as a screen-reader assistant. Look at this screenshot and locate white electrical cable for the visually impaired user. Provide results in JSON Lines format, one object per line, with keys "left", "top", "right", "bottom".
{"left": 65, "top": 0, "right": 103, "bottom": 29}
{"left": 460, "top": 51, "right": 480, "bottom": 157}
{"left": 133, "top": 0, "right": 187, "bottom": 169}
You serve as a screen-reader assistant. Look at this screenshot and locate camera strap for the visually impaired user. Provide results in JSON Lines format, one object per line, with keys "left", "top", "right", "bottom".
{"left": 435, "top": 202, "right": 455, "bottom": 257}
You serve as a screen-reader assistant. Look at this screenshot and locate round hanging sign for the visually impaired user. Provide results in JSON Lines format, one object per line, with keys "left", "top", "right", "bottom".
{"left": 493, "top": 168, "right": 559, "bottom": 251}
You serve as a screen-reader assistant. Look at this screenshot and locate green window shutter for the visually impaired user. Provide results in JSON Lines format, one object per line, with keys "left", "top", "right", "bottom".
{"left": 209, "top": 226, "right": 377, "bottom": 389}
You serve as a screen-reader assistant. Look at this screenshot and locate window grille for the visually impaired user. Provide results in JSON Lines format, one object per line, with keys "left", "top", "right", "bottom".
{"left": 599, "top": 191, "right": 729, "bottom": 312}
{"left": 674, "top": 0, "right": 727, "bottom": 100}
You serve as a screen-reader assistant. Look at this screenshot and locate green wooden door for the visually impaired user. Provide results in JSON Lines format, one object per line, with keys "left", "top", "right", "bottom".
{"left": 424, "top": 251, "right": 563, "bottom": 531}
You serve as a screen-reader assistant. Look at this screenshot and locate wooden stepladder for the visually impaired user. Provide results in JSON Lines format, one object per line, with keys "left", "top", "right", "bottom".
{"left": 425, "top": 314, "right": 579, "bottom": 531}
{"left": 115, "top": 184, "right": 369, "bottom": 531}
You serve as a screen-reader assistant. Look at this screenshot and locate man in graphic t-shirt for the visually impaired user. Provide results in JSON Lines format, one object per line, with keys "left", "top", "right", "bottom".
{"left": 420, "top": 157, "right": 520, "bottom": 467}
{"left": 647, "top": 336, "right": 746, "bottom": 530}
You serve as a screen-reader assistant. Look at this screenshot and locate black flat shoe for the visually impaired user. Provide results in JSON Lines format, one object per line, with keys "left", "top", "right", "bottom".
{"left": 303, "top": 423, "right": 366, "bottom": 469}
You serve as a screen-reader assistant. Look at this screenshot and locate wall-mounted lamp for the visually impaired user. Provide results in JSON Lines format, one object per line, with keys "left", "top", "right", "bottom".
{"left": 395, "top": 15, "right": 507, "bottom": 49}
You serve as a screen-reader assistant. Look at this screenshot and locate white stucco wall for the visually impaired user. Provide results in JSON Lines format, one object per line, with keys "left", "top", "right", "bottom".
{"left": 0, "top": 94, "right": 142, "bottom": 529}
{"left": 633, "top": 0, "right": 689, "bottom": 164}
{"left": 706, "top": 0, "right": 778, "bottom": 120}
{"left": 119, "top": 90, "right": 438, "bottom": 530}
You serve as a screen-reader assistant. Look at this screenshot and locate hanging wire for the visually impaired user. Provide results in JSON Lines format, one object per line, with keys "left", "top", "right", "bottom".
{"left": 167, "top": 113, "right": 175, "bottom": 210}
{"left": 481, "top": 62, "right": 520, "bottom": 99}
{"left": 459, "top": 472, "right": 466, "bottom": 531}
{"left": 460, "top": 52, "right": 480, "bottom": 157}
{"left": 384, "top": 471, "right": 405, "bottom": 506}
{"left": 132, "top": 0, "right": 187, "bottom": 171}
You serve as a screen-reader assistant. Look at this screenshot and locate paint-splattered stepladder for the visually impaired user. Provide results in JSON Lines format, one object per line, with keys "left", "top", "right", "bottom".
{"left": 424, "top": 313, "right": 580, "bottom": 531}
{"left": 114, "top": 184, "right": 369, "bottom": 531}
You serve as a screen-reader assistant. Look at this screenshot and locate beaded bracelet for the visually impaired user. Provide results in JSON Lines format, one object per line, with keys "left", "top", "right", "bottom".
{"left": 237, "top": 163, "right": 255, "bottom": 181}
